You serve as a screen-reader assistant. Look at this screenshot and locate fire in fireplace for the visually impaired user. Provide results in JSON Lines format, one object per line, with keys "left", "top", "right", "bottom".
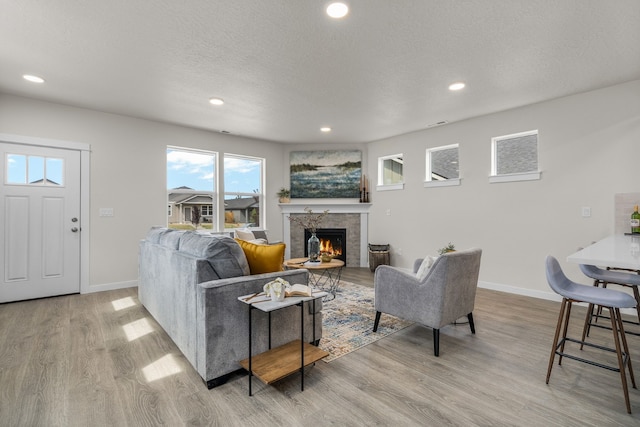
{"left": 305, "top": 228, "right": 347, "bottom": 265}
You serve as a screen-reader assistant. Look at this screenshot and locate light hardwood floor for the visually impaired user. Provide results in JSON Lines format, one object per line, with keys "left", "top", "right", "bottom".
{"left": 1, "top": 267, "right": 639, "bottom": 426}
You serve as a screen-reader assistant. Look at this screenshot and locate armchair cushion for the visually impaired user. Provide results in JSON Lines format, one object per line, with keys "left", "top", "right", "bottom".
{"left": 416, "top": 255, "right": 438, "bottom": 280}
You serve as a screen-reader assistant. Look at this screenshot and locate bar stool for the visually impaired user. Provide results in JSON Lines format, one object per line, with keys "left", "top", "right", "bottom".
{"left": 579, "top": 264, "right": 640, "bottom": 339}
{"left": 545, "top": 256, "right": 637, "bottom": 413}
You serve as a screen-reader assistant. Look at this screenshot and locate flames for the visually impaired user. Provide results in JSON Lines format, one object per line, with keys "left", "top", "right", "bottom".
{"left": 319, "top": 238, "right": 342, "bottom": 257}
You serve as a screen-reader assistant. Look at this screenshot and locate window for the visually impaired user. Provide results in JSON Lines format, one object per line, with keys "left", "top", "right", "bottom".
{"left": 425, "top": 144, "right": 460, "bottom": 187}
{"left": 377, "top": 154, "right": 404, "bottom": 191}
{"left": 490, "top": 130, "right": 540, "bottom": 183}
{"left": 6, "top": 154, "right": 64, "bottom": 186}
{"left": 223, "top": 154, "right": 264, "bottom": 229}
{"left": 167, "top": 147, "right": 217, "bottom": 229}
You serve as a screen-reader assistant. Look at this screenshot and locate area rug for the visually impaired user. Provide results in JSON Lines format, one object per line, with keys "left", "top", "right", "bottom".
{"left": 319, "top": 280, "right": 412, "bottom": 362}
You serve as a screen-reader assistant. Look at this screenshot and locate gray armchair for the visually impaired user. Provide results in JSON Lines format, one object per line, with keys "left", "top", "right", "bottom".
{"left": 373, "top": 248, "right": 482, "bottom": 356}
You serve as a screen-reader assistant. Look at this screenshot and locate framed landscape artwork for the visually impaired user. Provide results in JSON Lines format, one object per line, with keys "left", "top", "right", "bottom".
{"left": 290, "top": 150, "right": 361, "bottom": 198}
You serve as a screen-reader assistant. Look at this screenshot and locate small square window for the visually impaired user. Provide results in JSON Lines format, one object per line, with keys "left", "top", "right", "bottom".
{"left": 425, "top": 144, "right": 460, "bottom": 187}
{"left": 377, "top": 154, "right": 404, "bottom": 191}
{"left": 490, "top": 130, "right": 540, "bottom": 183}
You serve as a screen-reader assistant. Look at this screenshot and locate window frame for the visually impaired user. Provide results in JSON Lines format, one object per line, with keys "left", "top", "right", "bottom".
{"left": 424, "top": 143, "right": 461, "bottom": 188}
{"left": 166, "top": 146, "right": 218, "bottom": 229}
{"left": 223, "top": 153, "right": 265, "bottom": 230}
{"left": 376, "top": 153, "right": 404, "bottom": 191}
{"left": 490, "top": 130, "right": 541, "bottom": 183}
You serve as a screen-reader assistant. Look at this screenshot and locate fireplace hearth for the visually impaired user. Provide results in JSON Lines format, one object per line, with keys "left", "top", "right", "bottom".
{"left": 305, "top": 228, "right": 347, "bottom": 265}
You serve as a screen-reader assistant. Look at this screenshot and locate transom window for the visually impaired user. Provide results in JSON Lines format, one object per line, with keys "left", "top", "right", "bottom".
{"left": 425, "top": 144, "right": 460, "bottom": 187}
{"left": 490, "top": 130, "right": 540, "bottom": 183}
{"left": 377, "top": 153, "right": 404, "bottom": 191}
{"left": 6, "top": 154, "right": 64, "bottom": 186}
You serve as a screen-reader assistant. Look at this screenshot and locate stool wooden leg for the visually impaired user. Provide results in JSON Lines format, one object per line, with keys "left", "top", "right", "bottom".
{"left": 547, "top": 298, "right": 568, "bottom": 384}
{"left": 633, "top": 286, "right": 640, "bottom": 324}
{"left": 558, "top": 300, "right": 572, "bottom": 365}
{"left": 581, "top": 303, "right": 595, "bottom": 350}
{"left": 609, "top": 307, "right": 632, "bottom": 414}
{"left": 615, "top": 307, "right": 636, "bottom": 389}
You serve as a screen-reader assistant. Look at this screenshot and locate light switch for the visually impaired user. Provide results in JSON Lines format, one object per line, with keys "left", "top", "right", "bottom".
{"left": 581, "top": 207, "right": 591, "bottom": 218}
{"left": 100, "top": 208, "right": 114, "bottom": 217}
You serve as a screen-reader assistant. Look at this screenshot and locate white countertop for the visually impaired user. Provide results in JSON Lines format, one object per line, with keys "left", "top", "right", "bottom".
{"left": 567, "top": 234, "right": 640, "bottom": 270}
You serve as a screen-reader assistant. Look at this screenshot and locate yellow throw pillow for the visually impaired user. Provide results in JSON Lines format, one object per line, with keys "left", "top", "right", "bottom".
{"left": 235, "top": 239, "right": 285, "bottom": 274}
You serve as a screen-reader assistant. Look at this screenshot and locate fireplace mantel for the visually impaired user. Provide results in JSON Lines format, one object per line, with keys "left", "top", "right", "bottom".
{"left": 280, "top": 202, "right": 372, "bottom": 267}
{"left": 279, "top": 202, "right": 371, "bottom": 214}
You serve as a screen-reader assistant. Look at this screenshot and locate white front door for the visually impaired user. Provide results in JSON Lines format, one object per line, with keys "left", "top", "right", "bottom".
{"left": 0, "top": 142, "right": 81, "bottom": 302}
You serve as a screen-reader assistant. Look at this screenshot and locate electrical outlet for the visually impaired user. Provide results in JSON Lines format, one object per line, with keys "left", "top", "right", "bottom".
{"left": 386, "top": 209, "right": 391, "bottom": 216}
{"left": 99, "top": 208, "right": 114, "bottom": 217}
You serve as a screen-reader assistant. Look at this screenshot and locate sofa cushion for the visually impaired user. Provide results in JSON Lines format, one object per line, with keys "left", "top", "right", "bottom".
{"left": 146, "top": 227, "right": 183, "bottom": 249}
{"left": 179, "top": 232, "right": 250, "bottom": 278}
{"left": 235, "top": 239, "right": 286, "bottom": 274}
{"left": 234, "top": 228, "right": 256, "bottom": 241}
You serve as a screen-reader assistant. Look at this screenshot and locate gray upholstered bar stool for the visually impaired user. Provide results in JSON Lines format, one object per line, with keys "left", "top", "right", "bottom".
{"left": 545, "top": 256, "right": 637, "bottom": 413}
{"left": 580, "top": 264, "right": 640, "bottom": 339}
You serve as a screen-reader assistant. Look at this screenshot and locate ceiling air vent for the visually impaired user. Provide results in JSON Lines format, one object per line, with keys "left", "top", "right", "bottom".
{"left": 426, "top": 120, "right": 448, "bottom": 128}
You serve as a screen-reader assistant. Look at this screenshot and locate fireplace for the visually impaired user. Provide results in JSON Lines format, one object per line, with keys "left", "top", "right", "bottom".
{"left": 304, "top": 228, "right": 347, "bottom": 265}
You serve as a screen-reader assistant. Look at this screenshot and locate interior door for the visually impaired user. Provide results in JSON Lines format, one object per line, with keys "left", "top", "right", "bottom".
{"left": 0, "top": 142, "right": 81, "bottom": 302}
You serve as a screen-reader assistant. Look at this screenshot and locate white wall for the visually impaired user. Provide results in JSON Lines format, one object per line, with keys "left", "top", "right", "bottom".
{"left": 0, "top": 94, "right": 288, "bottom": 291}
{"left": 1, "top": 80, "right": 638, "bottom": 297}
{"left": 367, "top": 80, "right": 640, "bottom": 298}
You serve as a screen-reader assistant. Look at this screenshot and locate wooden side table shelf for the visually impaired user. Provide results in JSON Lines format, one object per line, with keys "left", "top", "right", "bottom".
{"left": 237, "top": 291, "right": 328, "bottom": 396}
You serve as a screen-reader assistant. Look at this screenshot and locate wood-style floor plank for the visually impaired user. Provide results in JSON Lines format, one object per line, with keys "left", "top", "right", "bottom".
{"left": 1, "top": 267, "right": 639, "bottom": 425}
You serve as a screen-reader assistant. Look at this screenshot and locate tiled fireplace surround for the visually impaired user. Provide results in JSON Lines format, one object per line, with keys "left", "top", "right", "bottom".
{"left": 280, "top": 203, "right": 371, "bottom": 267}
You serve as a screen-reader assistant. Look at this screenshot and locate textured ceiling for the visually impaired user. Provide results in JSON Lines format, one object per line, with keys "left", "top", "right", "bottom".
{"left": 1, "top": 1, "right": 639, "bottom": 144}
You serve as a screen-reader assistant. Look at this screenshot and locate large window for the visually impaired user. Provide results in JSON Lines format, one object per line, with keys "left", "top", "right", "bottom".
{"left": 377, "top": 153, "right": 404, "bottom": 191}
{"left": 167, "top": 147, "right": 217, "bottom": 229}
{"left": 223, "top": 154, "right": 264, "bottom": 229}
{"left": 490, "top": 130, "right": 540, "bottom": 183}
{"left": 425, "top": 144, "right": 460, "bottom": 187}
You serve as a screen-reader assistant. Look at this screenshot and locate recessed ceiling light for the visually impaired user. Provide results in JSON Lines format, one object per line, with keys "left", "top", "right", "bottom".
{"left": 23, "top": 74, "right": 45, "bottom": 83}
{"left": 320, "top": 127, "right": 332, "bottom": 132}
{"left": 209, "top": 97, "right": 224, "bottom": 106}
{"left": 448, "top": 82, "right": 465, "bottom": 91}
{"left": 327, "top": 2, "right": 349, "bottom": 18}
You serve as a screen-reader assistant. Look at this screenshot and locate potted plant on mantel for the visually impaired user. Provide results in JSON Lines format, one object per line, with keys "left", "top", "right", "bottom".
{"left": 277, "top": 187, "right": 291, "bottom": 203}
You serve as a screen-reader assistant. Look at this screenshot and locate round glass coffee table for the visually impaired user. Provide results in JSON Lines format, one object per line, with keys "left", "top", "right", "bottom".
{"left": 283, "top": 257, "right": 344, "bottom": 300}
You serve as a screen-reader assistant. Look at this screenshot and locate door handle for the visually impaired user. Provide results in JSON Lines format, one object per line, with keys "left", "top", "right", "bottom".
{"left": 71, "top": 227, "right": 79, "bottom": 232}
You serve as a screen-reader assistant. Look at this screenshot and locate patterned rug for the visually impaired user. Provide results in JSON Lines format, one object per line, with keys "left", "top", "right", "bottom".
{"left": 319, "top": 280, "right": 413, "bottom": 362}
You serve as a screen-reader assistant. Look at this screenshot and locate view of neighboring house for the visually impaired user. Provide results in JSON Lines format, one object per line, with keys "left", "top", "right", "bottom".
{"left": 168, "top": 186, "right": 260, "bottom": 227}
{"left": 168, "top": 187, "right": 215, "bottom": 224}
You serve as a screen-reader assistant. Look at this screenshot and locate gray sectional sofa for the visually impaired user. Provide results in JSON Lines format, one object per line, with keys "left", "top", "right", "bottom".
{"left": 138, "top": 227, "right": 322, "bottom": 388}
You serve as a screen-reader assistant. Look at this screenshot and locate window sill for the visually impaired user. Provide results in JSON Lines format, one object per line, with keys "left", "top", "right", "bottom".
{"left": 489, "top": 171, "right": 541, "bottom": 184}
{"left": 424, "top": 178, "right": 461, "bottom": 188}
{"left": 376, "top": 183, "right": 404, "bottom": 191}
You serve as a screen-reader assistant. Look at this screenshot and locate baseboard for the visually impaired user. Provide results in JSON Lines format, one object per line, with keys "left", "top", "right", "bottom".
{"left": 82, "top": 280, "right": 137, "bottom": 294}
{"left": 478, "top": 280, "right": 561, "bottom": 302}
{"left": 479, "top": 280, "right": 636, "bottom": 316}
